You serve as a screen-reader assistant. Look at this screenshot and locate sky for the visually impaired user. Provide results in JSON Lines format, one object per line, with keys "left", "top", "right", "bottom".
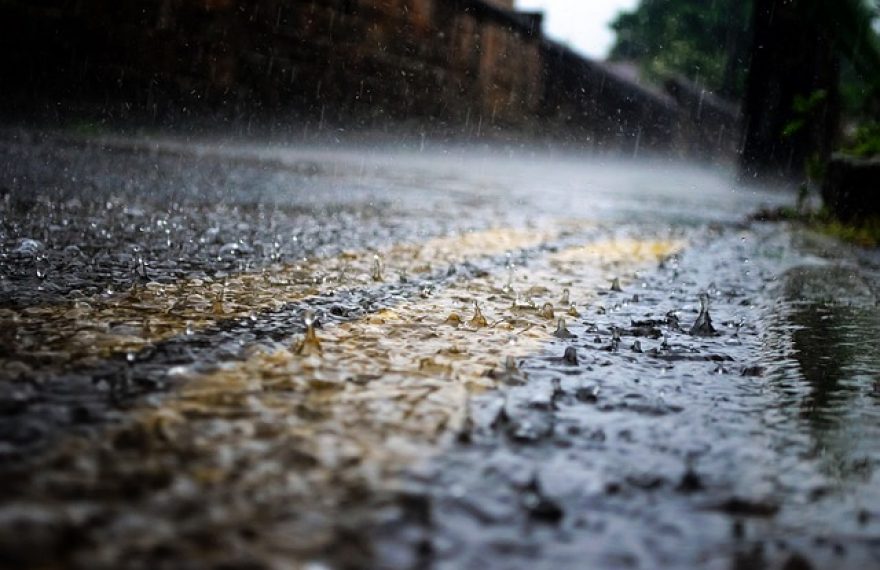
{"left": 516, "top": 0, "right": 641, "bottom": 60}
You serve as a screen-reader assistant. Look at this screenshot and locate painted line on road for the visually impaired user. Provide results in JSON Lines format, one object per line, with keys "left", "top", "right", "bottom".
{"left": 134, "top": 236, "right": 683, "bottom": 491}
{"left": 0, "top": 226, "right": 562, "bottom": 375}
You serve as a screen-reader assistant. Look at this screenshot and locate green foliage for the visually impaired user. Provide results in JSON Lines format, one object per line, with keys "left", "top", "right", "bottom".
{"left": 608, "top": 0, "right": 753, "bottom": 96}
{"left": 820, "top": 215, "right": 880, "bottom": 247}
{"left": 782, "top": 90, "right": 828, "bottom": 138}
{"left": 845, "top": 122, "right": 880, "bottom": 157}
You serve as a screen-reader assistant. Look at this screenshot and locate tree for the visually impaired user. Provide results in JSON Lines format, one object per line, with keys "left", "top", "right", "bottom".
{"left": 608, "top": 0, "right": 752, "bottom": 98}
{"left": 741, "top": 0, "right": 880, "bottom": 181}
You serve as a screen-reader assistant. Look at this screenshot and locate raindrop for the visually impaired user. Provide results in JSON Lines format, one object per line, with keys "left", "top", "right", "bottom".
{"left": 563, "top": 346, "right": 578, "bottom": 365}
{"left": 488, "top": 355, "right": 527, "bottom": 385}
{"left": 14, "top": 238, "right": 43, "bottom": 256}
{"left": 469, "top": 301, "right": 488, "bottom": 328}
{"left": 610, "top": 277, "right": 623, "bottom": 292}
{"left": 445, "top": 312, "right": 463, "bottom": 327}
{"left": 554, "top": 318, "right": 575, "bottom": 339}
{"left": 540, "top": 302, "right": 555, "bottom": 320}
{"left": 503, "top": 256, "right": 515, "bottom": 293}
{"left": 371, "top": 254, "right": 384, "bottom": 282}
{"left": 560, "top": 288, "right": 570, "bottom": 305}
{"left": 611, "top": 326, "right": 622, "bottom": 351}
{"left": 689, "top": 293, "right": 717, "bottom": 336}
{"left": 295, "top": 309, "right": 323, "bottom": 356}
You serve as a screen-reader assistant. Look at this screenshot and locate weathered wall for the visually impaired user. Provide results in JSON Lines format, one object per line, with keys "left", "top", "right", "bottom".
{"left": 0, "top": 0, "right": 739, "bottom": 158}
{"left": 0, "top": 0, "right": 544, "bottom": 133}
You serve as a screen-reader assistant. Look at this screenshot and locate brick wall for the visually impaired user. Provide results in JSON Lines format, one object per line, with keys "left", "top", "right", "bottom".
{"left": 0, "top": 0, "right": 738, "bottom": 159}
{"left": 0, "top": 0, "right": 543, "bottom": 131}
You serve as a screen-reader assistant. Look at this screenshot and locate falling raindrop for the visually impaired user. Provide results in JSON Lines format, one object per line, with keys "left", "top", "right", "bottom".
{"left": 503, "top": 252, "right": 515, "bottom": 293}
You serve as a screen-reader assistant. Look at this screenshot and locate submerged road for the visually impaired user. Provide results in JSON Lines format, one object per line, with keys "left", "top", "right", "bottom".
{"left": 1, "top": 130, "right": 879, "bottom": 570}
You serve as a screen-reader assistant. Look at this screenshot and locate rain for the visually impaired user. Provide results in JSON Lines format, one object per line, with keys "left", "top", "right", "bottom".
{"left": 2, "top": 1, "right": 880, "bottom": 570}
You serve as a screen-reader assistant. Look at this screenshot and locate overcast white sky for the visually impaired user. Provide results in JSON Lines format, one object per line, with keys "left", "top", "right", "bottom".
{"left": 516, "top": 0, "right": 640, "bottom": 60}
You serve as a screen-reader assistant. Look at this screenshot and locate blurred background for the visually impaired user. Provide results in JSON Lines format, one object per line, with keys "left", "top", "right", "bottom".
{"left": 1, "top": 1, "right": 880, "bottom": 216}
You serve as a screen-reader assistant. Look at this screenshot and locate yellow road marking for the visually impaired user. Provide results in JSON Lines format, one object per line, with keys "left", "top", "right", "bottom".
{"left": 0, "top": 226, "right": 558, "bottom": 373}
{"left": 136, "top": 239, "right": 679, "bottom": 504}
{"left": 21, "top": 235, "right": 683, "bottom": 563}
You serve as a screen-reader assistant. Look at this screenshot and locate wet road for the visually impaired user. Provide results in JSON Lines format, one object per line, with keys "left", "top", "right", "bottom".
{"left": 1, "top": 130, "right": 879, "bottom": 570}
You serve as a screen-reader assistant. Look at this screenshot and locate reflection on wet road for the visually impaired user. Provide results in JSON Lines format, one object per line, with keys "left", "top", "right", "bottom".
{"left": 1, "top": 131, "right": 879, "bottom": 569}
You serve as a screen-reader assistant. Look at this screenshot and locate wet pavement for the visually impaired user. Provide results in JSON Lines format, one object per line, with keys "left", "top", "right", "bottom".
{"left": 1, "top": 130, "right": 878, "bottom": 569}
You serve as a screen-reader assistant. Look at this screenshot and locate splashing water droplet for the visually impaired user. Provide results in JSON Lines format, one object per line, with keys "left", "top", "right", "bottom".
{"left": 445, "top": 312, "right": 462, "bottom": 327}
{"left": 610, "top": 277, "right": 623, "bottom": 292}
{"left": 554, "top": 318, "right": 575, "bottom": 339}
{"left": 469, "top": 302, "right": 488, "bottom": 328}
{"left": 295, "top": 309, "right": 323, "bottom": 356}
{"left": 488, "top": 355, "right": 527, "bottom": 386}
{"left": 689, "top": 292, "right": 717, "bottom": 336}
{"left": 540, "top": 302, "right": 555, "bottom": 320}
{"left": 503, "top": 253, "right": 515, "bottom": 293}
{"left": 560, "top": 288, "right": 570, "bottom": 305}
{"left": 610, "top": 326, "right": 622, "bottom": 351}
{"left": 563, "top": 346, "right": 579, "bottom": 365}
{"left": 371, "top": 254, "right": 384, "bottom": 282}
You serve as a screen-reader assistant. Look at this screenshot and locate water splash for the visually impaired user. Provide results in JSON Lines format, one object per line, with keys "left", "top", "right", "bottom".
{"left": 488, "top": 355, "right": 528, "bottom": 385}
{"left": 554, "top": 318, "right": 575, "bottom": 339}
{"left": 469, "top": 301, "right": 488, "bottom": 328}
{"left": 689, "top": 293, "right": 717, "bottom": 336}
{"left": 560, "top": 288, "right": 570, "bottom": 305}
{"left": 445, "top": 313, "right": 462, "bottom": 327}
{"left": 371, "top": 254, "right": 384, "bottom": 282}
{"left": 294, "top": 309, "right": 323, "bottom": 355}
{"left": 610, "top": 277, "right": 623, "bottom": 292}
{"left": 540, "top": 302, "right": 555, "bottom": 320}
{"left": 611, "top": 326, "right": 622, "bottom": 351}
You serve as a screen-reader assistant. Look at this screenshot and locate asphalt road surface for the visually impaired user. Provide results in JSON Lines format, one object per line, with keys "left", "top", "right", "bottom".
{"left": 1, "top": 130, "right": 879, "bottom": 570}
